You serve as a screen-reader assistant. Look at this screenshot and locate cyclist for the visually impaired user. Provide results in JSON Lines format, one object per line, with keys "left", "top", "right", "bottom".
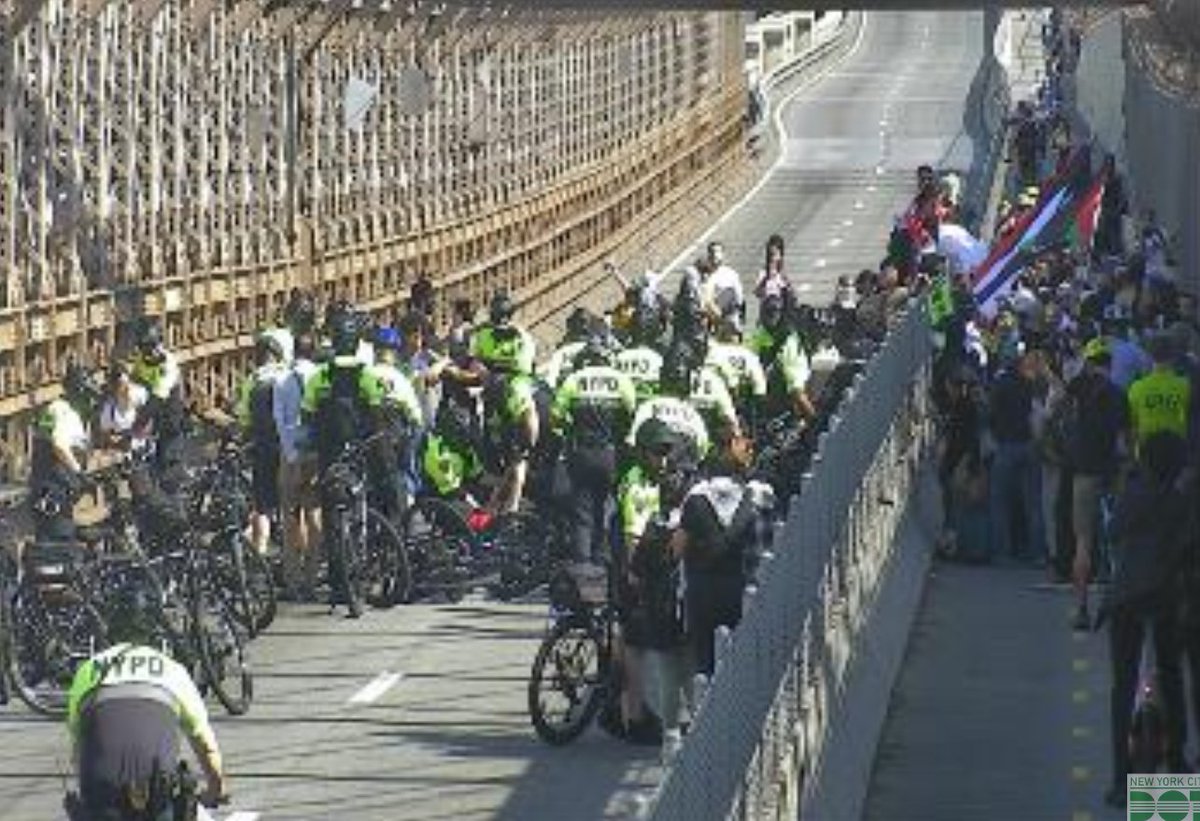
{"left": 234, "top": 333, "right": 292, "bottom": 557}
{"left": 302, "top": 312, "right": 388, "bottom": 471}
{"left": 471, "top": 290, "right": 537, "bottom": 378}
{"left": 629, "top": 344, "right": 710, "bottom": 464}
{"left": 66, "top": 631, "right": 228, "bottom": 819}
{"left": 614, "top": 418, "right": 689, "bottom": 747}
{"left": 420, "top": 401, "right": 486, "bottom": 505}
{"left": 128, "top": 318, "right": 185, "bottom": 469}
{"left": 678, "top": 332, "right": 742, "bottom": 447}
{"left": 479, "top": 362, "right": 543, "bottom": 515}
{"left": 706, "top": 298, "right": 767, "bottom": 429}
{"left": 540, "top": 307, "right": 596, "bottom": 390}
{"left": 30, "top": 364, "right": 96, "bottom": 542}
{"left": 750, "top": 293, "right": 816, "bottom": 434}
{"left": 552, "top": 337, "right": 638, "bottom": 579}
{"left": 615, "top": 303, "right": 666, "bottom": 400}
{"left": 97, "top": 361, "right": 152, "bottom": 455}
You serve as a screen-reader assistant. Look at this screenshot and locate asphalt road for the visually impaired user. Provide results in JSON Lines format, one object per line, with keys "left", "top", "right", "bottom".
{"left": 0, "top": 11, "right": 989, "bottom": 820}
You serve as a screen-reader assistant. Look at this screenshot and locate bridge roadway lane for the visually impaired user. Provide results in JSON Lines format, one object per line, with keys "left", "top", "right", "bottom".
{"left": 0, "top": 11, "right": 986, "bottom": 820}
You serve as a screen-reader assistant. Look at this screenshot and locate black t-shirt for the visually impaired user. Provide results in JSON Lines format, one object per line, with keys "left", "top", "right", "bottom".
{"left": 1066, "top": 371, "right": 1128, "bottom": 476}
{"left": 988, "top": 369, "right": 1035, "bottom": 444}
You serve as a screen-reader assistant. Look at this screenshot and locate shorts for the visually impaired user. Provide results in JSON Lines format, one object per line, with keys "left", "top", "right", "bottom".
{"left": 1071, "top": 473, "right": 1104, "bottom": 547}
{"left": 279, "top": 455, "right": 319, "bottom": 512}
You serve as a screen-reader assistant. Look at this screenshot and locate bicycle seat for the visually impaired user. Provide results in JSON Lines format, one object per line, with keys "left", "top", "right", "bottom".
{"left": 76, "top": 523, "right": 117, "bottom": 547}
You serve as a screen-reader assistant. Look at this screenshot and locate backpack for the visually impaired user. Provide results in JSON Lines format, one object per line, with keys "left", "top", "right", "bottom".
{"left": 316, "top": 365, "right": 370, "bottom": 464}
{"left": 248, "top": 376, "right": 279, "bottom": 450}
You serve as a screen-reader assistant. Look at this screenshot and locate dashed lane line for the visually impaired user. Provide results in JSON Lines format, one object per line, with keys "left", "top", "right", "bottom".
{"left": 348, "top": 671, "right": 405, "bottom": 705}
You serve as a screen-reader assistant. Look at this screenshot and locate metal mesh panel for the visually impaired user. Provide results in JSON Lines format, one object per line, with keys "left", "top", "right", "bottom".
{"left": 646, "top": 304, "right": 933, "bottom": 821}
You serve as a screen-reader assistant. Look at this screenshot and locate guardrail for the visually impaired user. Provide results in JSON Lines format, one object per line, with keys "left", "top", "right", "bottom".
{"left": 644, "top": 303, "right": 934, "bottom": 821}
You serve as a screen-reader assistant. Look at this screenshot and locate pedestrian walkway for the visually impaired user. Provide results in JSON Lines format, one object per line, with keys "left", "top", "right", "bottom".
{"left": 864, "top": 562, "right": 1124, "bottom": 821}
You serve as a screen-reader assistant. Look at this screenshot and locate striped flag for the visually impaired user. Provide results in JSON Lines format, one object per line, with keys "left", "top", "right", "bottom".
{"left": 971, "top": 149, "right": 1093, "bottom": 316}
{"left": 1066, "top": 172, "right": 1105, "bottom": 252}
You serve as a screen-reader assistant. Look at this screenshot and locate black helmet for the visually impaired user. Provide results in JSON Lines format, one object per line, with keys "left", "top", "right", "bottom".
{"left": 659, "top": 345, "right": 695, "bottom": 396}
{"left": 328, "top": 312, "right": 360, "bottom": 357}
{"left": 135, "top": 318, "right": 162, "bottom": 353}
{"left": 565, "top": 307, "right": 593, "bottom": 343}
{"left": 635, "top": 417, "right": 681, "bottom": 454}
{"left": 632, "top": 302, "right": 663, "bottom": 347}
{"left": 490, "top": 291, "right": 516, "bottom": 326}
{"left": 572, "top": 336, "right": 612, "bottom": 371}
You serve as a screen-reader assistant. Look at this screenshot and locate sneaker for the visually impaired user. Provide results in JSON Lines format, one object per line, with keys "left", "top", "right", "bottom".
{"left": 661, "top": 730, "right": 683, "bottom": 767}
{"left": 1072, "top": 606, "right": 1091, "bottom": 631}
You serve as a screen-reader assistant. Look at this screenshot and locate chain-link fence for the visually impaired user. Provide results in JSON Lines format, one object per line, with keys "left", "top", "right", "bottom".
{"left": 644, "top": 303, "right": 934, "bottom": 821}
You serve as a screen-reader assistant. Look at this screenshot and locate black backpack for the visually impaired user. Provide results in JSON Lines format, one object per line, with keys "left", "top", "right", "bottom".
{"left": 248, "top": 377, "right": 279, "bottom": 450}
{"left": 316, "top": 365, "right": 371, "bottom": 464}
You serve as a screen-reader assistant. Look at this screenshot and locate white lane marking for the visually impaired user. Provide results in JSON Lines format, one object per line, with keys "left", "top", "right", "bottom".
{"left": 814, "top": 258, "right": 828, "bottom": 269}
{"left": 867, "top": 185, "right": 877, "bottom": 193}
{"left": 828, "top": 237, "right": 843, "bottom": 248}
{"left": 842, "top": 218, "right": 854, "bottom": 227}
{"left": 797, "top": 283, "right": 814, "bottom": 292}
{"left": 225, "top": 813, "right": 262, "bottom": 821}
{"left": 663, "top": 13, "right": 870, "bottom": 274}
{"left": 854, "top": 200, "right": 865, "bottom": 210}
{"left": 874, "top": 165, "right": 885, "bottom": 176}
{"left": 348, "top": 671, "right": 404, "bottom": 705}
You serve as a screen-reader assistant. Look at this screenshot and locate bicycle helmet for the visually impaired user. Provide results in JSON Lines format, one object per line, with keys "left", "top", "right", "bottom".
{"left": 490, "top": 290, "right": 516, "bottom": 327}
{"left": 572, "top": 336, "right": 612, "bottom": 371}
{"left": 374, "top": 326, "right": 403, "bottom": 352}
{"left": 635, "top": 417, "right": 681, "bottom": 455}
{"left": 134, "top": 318, "right": 163, "bottom": 354}
{"left": 328, "top": 311, "right": 360, "bottom": 358}
{"left": 565, "top": 307, "right": 593, "bottom": 343}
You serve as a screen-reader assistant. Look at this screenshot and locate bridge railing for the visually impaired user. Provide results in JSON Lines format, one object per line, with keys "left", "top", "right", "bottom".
{"left": 644, "top": 303, "right": 934, "bottom": 821}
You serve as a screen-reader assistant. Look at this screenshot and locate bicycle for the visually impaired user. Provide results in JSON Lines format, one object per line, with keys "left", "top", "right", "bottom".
{"left": 319, "top": 432, "right": 410, "bottom": 618}
{"left": 527, "top": 573, "right": 623, "bottom": 746}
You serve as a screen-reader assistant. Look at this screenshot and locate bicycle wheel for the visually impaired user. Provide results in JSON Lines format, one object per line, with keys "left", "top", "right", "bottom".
{"left": 362, "top": 508, "right": 410, "bottom": 608}
{"left": 527, "top": 615, "right": 608, "bottom": 746}
{"left": 492, "top": 512, "right": 551, "bottom": 601}
{"left": 5, "top": 584, "right": 107, "bottom": 717}
{"left": 327, "top": 512, "right": 365, "bottom": 618}
{"left": 401, "top": 498, "right": 470, "bottom": 603}
{"left": 190, "top": 579, "right": 253, "bottom": 716}
{"left": 214, "top": 534, "right": 277, "bottom": 637}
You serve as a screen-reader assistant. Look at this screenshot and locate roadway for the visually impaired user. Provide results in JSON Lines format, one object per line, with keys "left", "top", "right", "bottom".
{"left": 0, "top": 10, "right": 989, "bottom": 820}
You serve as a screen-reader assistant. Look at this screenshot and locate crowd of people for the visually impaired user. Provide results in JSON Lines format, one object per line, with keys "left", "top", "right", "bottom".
{"left": 927, "top": 16, "right": 1199, "bottom": 805}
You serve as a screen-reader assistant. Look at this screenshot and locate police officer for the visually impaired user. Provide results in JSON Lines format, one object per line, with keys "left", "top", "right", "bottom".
{"left": 750, "top": 294, "right": 816, "bottom": 431}
{"left": 471, "top": 290, "right": 537, "bottom": 377}
{"left": 1127, "top": 334, "right": 1192, "bottom": 455}
{"left": 706, "top": 297, "right": 767, "bottom": 427}
{"left": 30, "top": 364, "right": 95, "bottom": 542}
{"left": 67, "top": 636, "right": 228, "bottom": 820}
{"left": 552, "top": 338, "right": 638, "bottom": 577}
{"left": 629, "top": 345, "right": 710, "bottom": 464}
{"left": 540, "top": 307, "right": 596, "bottom": 391}
{"left": 235, "top": 334, "right": 292, "bottom": 556}
{"left": 615, "top": 303, "right": 666, "bottom": 400}
{"left": 129, "top": 319, "right": 185, "bottom": 470}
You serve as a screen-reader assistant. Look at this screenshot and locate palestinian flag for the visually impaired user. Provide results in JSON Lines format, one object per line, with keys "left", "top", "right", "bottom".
{"left": 1065, "top": 172, "right": 1105, "bottom": 252}
{"left": 971, "top": 149, "right": 1092, "bottom": 315}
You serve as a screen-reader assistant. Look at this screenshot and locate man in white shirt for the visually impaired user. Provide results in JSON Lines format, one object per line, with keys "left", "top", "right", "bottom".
{"left": 274, "top": 333, "right": 322, "bottom": 600}
{"left": 701, "top": 242, "right": 745, "bottom": 322}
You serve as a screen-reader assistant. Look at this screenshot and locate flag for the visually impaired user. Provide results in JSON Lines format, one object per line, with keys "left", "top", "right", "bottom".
{"left": 938, "top": 223, "right": 988, "bottom": 275}
{"left": 971, "top": 148, "right": 1091, "bottom": 316}
{"left": 1065, "top": 173, "right": 1104, "bottom": 252}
